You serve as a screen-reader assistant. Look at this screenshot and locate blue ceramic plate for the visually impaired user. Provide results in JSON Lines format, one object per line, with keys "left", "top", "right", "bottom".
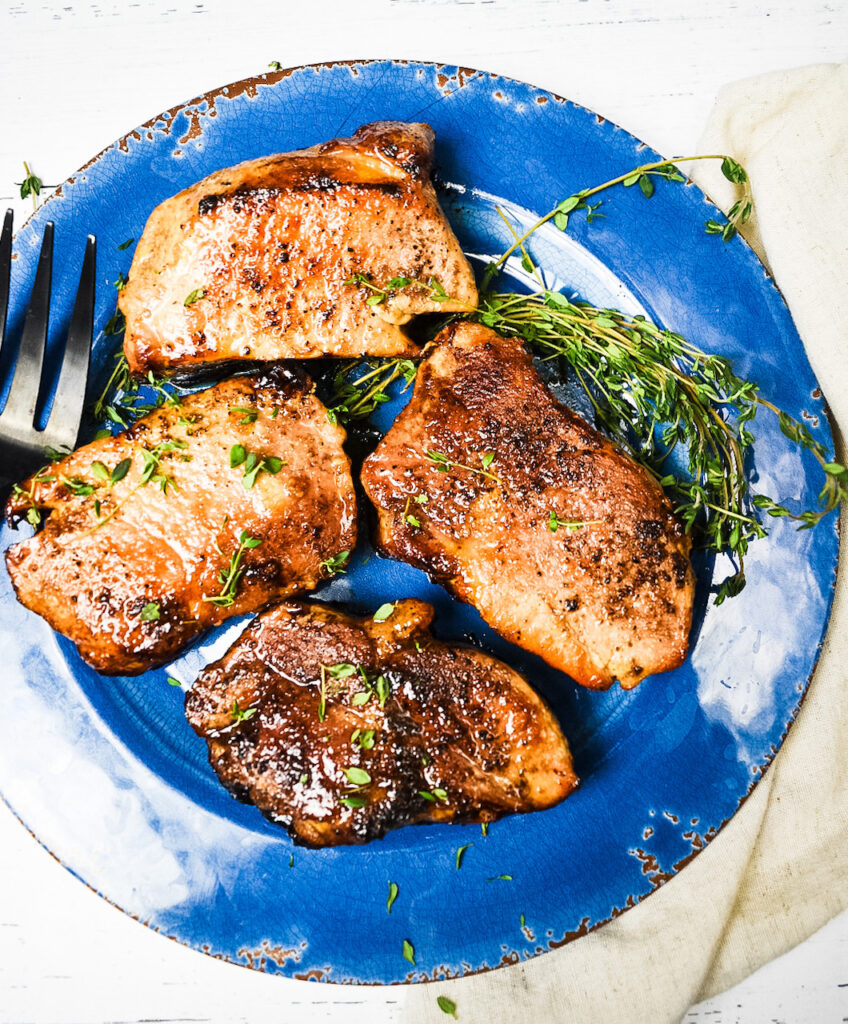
{"left": 0, "top": 61, "right": 839, "bottom": 983}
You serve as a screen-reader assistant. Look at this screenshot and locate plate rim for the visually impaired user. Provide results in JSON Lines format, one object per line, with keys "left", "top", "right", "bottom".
{"left": 3, "top": 56, "right": 842, "bottom": 984}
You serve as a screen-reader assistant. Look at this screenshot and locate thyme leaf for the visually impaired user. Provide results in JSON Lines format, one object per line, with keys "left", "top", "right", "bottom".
{"left": 436, "top": 996, "right": 458, "bottom": 1018}
{"left": 326, "top": 357, "right": 417, "bottom": 425}
{"left": 230, "top": 699, "right": 257, "bottom": 723}
{"left": 202, "top": 530, "right": 262, "bottom": 608}
{"left": 320, "top": 550, "right": 350, "bottom": 576}
{"left": 139, "top": 602, "right": 160, "bottom": 621}
{"left": 387, "top": 881, "right": 399, "bottom": 914}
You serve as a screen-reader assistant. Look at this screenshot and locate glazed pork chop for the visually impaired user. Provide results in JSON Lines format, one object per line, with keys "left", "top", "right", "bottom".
{"left": 120, "top": 121, "right": 477, "bottom": 375}
{"left": 4, "top": 369, "right": 356, "bottom": 675}
{"left": 361, "top": 322, "right": 695, "bottom": 690}
{"left": 185, "top": 598, "right": 577, "bottom": 846}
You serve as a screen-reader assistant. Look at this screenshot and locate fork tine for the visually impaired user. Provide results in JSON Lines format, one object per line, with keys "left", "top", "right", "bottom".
{"left": 0, "top": 222, "right": 54, "bottom": 434}
{"left": 0, "top": 209, "right": 12, "bottom": 360}
{"left": 44, "top": 235, "right": 96, "bottom": 449}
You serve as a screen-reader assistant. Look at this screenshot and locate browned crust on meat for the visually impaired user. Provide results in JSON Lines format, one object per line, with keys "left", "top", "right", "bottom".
{"left": 4, "top": 370, "right": 356, "bottom": 674}
{"left": 185, "top": 598, "right": 577, "bottom": 846}
{"left": 360, "top": 322, "right": 695, "bottom": 690}
{"left": 119, "top": 121, "right": 478, "bottom": 374}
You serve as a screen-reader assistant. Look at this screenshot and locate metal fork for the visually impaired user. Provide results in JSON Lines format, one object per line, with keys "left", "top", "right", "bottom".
{"left": 0, "top": 209, "right": 96, "bottom": 498}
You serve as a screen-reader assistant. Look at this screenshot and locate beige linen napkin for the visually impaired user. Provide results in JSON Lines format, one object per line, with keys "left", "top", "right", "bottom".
{"left": 402, "top": 63, "right": 848, "bottom": 1023}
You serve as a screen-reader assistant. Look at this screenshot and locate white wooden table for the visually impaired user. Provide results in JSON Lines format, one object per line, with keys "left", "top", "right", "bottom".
{"left": 2, "top": 2, "right": 847, "bottom": 1021}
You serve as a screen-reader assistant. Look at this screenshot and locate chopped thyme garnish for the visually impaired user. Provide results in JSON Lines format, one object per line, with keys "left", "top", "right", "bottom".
{"left": 113, "top": 272, "right": 128, "bottom": 292}
{"left": 319, "top": 663, "right": 357, "bottom": 720}
{"left": 320, "top": 550, "right": 350, "bottom": 576}
{"left": 343, "top": 271, "right": 453, "bottom": 307}
{"left": 387, "top": 881, "right": 399, "bottom": 914}
{"left": 167, "top": 676, "right": 182, "bottom": 687}
{"left": 425, "top": 449, "right": 502, "bottom": 484}
{"left": 229, "top": 445, "right": 285, "bottom": 489}
{"left": 455, "top": 843, "right": 472, "bottom": 869}
{"left": 403, "top": 494, "right": 425, "bottom": 529}
{"left": 419, "top": 788, "right": 448, "bottom": 804}
{"left": 19, "top": 162, "right": 43, "bottom": 210}
{"left": 318, "top": 666, "right": 328, "bottom": 721}
{"left": 436, "top": 996, "right": 458, "bottom": 1018}
{"left": 59, "top": 475, "right": 95, "bottom": 497}
{"left": 92, "top": 351, "right": 179, "bottom": 427}
{"left": 343, "top": 766, "right": 371, "bottom": 786}
{"left": 339, "top": 795, "right": 367, "bottom": 809}
{"left": 402, "top": 939, "right": 415, "bottom": 965}
{"left": 117, "top": 238, "right": 135, "bottom": 250}
{"left": 139, "top": 602, "right": 160, "bottom": 622}
{"left": 231, "top": 699, "right": 257, "bottom": 723}
{"left": 139, "top": 439, "right": 187, "bottom": 492}
{"left": 481, "top": 822, "right": 489, "bottom": 837}
{"left": 326, "top": 357, "right": 417, "bottom": 425}
{"left": 103, "top": 308, "right": 126, "bottom": 336}
{"left": 487, "top": 874, "right": 513, "bottom": 882}
{"left": 91, "top": 457, "right": 131, "bottom": 488}
{"left": 351, "top": 728, "right": 376, "bottom": 750}
{"left": 547, "top": 513, "right": 601, "bottom": 534}
{"left": 12, "top": 467, "right": 55, "bottom": 526}
{"left": 229, "top": 405, "right": 258, "bottom": 424}
{"left": 202, "top": 530, "right": 262, "bottom": 607}
{"left": 374, "top": 675, "right": 390, "bottom": 707}
{"left": 327, "top": 663, "right": 357, "bottom": 678}
{"left": 373, "top": 602, "right": 395, "bottom": 622}
{"left": 184, "top": 288, "right": 206, "bottom": 306}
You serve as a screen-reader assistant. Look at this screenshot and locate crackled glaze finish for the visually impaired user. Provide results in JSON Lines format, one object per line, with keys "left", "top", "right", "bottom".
{"left": 0, "top": 61, "right": 839, "bottom": 985}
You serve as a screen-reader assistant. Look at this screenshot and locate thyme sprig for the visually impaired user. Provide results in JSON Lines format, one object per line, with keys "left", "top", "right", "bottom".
{"left": 472, "top": 290, "right": 846, "bottom": 602}
{"left": 320, "top": 550, "right": 350, "bottom": 576}
{"left": 548, "top": 512, "right": 601, "bottom": 533}
{"left": 483, "top": 153, "right": 754, "bottom": 289}
{"left": 425, "top": 449, "right": 502, "bottom": 484}
{"left": 140, "top": 439, "right": 187, "bottom": 492}
{"left": 343, "top": 272, "right": 452, "bottom": 306}
{"left": 202, "top": 530, "right": 262, "bottom": 607}
{"left": 92, "top": 351, "right": 180, "bottom": 429}
{"left": 326, "top": 358, "right": 417, "bottom": 425}
{"left": 19, "top": 162, "right": 46, "bottom": 211}
{"left": 11, "top": 467, "right": 55, "bottom": 527}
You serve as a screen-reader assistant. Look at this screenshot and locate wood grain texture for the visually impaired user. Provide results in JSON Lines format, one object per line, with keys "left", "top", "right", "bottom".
{"left": 1, "top": 1, "right": 847, "bottom": 1021}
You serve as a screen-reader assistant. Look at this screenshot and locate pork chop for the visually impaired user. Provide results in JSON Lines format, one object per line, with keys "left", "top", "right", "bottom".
{"left": 185, "top": 598, "right": 577, "bottom": 846}
{"left": 360, "top": 322, "right": 695, "bottom": 690}
{"left": 119, "top": 121, "right": 478, "bottom": 375}
{"left": 4, "top": 368, "right": 356, "bottom": 675}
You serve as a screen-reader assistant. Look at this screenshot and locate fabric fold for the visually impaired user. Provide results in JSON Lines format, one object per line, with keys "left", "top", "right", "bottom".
{"left": 401, "top": 62, "right": 847, "bottom": 1024}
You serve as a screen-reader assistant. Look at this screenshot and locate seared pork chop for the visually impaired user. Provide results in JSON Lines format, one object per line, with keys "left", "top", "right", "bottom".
{"left": 4, "top": 369, "right": 356, "bottom": 675}
{"left": 120, "top": 121, "right": 477, "bottom": 375}
{"left": 185, "top": 599, "right": 577, "bottom": 846}
{"left": 361, "top": 322, "right": 695, "bottom": 690}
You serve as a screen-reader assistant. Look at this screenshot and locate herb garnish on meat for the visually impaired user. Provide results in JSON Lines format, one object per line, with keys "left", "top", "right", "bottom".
{"left": 336, "top": 152, "right": 844, "bottom": 603}
{"left": 202, "top": 530, "right": 262, "bottom": 608}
